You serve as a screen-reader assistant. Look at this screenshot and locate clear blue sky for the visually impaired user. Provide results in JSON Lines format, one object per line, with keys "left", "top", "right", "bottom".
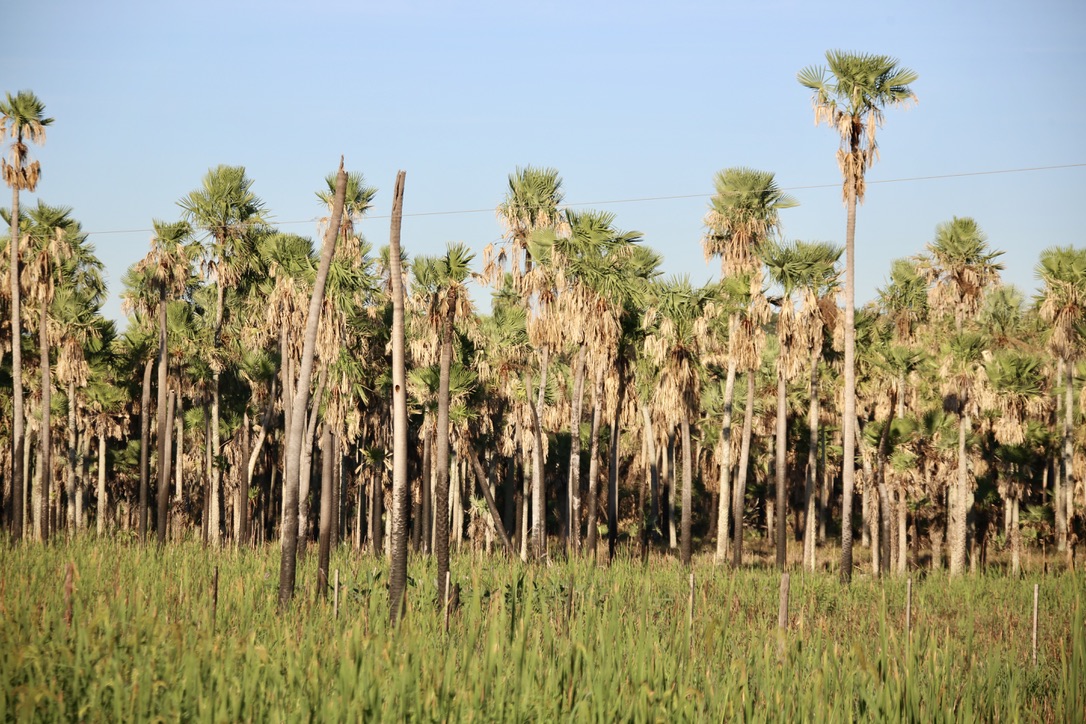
{"left": 4, "top": 0, "right": 1084, "bottom": 322}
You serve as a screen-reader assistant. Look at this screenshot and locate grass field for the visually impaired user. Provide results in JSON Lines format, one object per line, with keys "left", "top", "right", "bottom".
{"left": 1, "top": 538, "right": 1083, "bottom": 721}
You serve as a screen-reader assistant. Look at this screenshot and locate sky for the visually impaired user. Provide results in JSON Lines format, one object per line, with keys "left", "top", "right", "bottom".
{"left": 3, "top": 0, "right": 1084, "bottom": 323}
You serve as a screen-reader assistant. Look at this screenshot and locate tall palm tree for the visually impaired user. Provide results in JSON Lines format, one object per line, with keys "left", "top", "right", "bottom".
{"left": 1, "top": 90, "right": 52, "bottom": 540}
{"left": 763, "top": 239, "right": 841, "bottom": 569}
{"left": 799, "top": 52, "right": 918, "bottom": 582}
{"left": 411, "top": 243, "right": 475, "bottom": 607}
{"left": 643, "top": 277, "right": 720, "bottom": 565}
{"left": 135, "top": 220, "right": 198, "bottom": 545}
{"left": 179, "top": 165, "right": 267, "bottom": 546}
{"left": 23, "top": 202, "right": 92, "bottom": 540}
{"left": 919, "top": 217, "right": 1003, "bottom": 575}
{"left": 701, "top": 167, "right": 795, "bottom": 566}
{"left": 1036, "top": 246, "right": 1086, "bottom": 549}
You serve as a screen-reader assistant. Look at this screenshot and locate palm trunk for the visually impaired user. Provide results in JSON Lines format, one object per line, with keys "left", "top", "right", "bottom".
{"left": 641, "top": 403, "right": 659, "bottom": 544}
{"left": 1054, "top": 359, "right": 1067, "bottom": 551}
{"left": 66, "top": 379, "right": 78, "bottom": 535}
{"left": 385, "top": 170, "right": 411, "bottom": 623}
{"left": 607, "top": 357, "right": 628, "bottom": 562}
{"left": 316, "top": 421, "right": 334, "bottom": 599}
{"left": 156, "top": 388, "right": 175, "bottom": 546}
{"left": 875, "top": 406, "right": 894, "bottom": 577}
{"left": 568, "top": 344, "right": 587, "bottom": 553}
{"left": 434, "top": 286, "right": 457, "bottom": 607}
{"left": 37, "top": 314, "right": 52, "bottom": 543}
{"left": 585, "top": 365, "right": 605, "bottom": 557}
{"left": 775, "top": 369, "right": 787, "bottom": 569}
{"left": 949, "top": 411, "right": 971, "bottom": 576}
{"left": 154, "top": 287, "right": 171, "bottom": 545}
{"left": 1063, "top": 359, "right": 1075, "bottom": 539}
{"left": 803, "top": 350, "right": 820, "bottom": 571}
{"left": 731, "top": 374, "right": 756, "bottom": 567}
{"left": 679, "top": 412, "right": 693, "bottom": 566}
{"left": 714, "top": 354, "right": 738, "bottom": 564}
{"left": 531, "top": 345, "right": 550, "bottom": 559}
{"left": 840, "top": 182, "right": 858, "bottom": 584}
{"left": 209, "top": 370, "right": 222, "bottom": 546}
{"left": 896, "top": 487, "right": 908, "bottom": 575}
{"left": 277, "top": 162, "right": 346, "bottom": 612}
{"left": 9, "top": 186, "right": 25, "bottom": 542}
{"left": 421, "top": 427, "right": 432, "bottom": 555}
{"left": 1010, "top": 493, "right": 1021, "bottom": 577}
{"left": 297, "top": 371, "right": 326, "bottom": 560}
{"left": 77, "top": 433, "right": 89, "bottom": 531}
{"left": 96, "top": 432, "right": 107, "bottom": 535}
{"left": 467, "top": 442, "right": 514, "bottom": 554}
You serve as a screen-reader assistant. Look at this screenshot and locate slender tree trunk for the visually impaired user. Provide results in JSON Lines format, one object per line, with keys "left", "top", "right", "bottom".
{"left": 714, "top": 355, "right": 738, "bottom": 564}
{"left": 156, "top": 389, "right": 175, "bottom": 546}
{"left": 35, "top": 311, "right": 52, "bottom": 542}
{"left": 531, "top": 346, "right": 550, "bottom": 559}
{"left": 840, "top": 184, "right": 858, "bottom": 584}
{"left": 896, "top": 487, "right": 908, "bottom": 575}
{"left": 9, "top": 186, "right": 25, "bottom": 542}
{"left": 775, "top": 370, "right": 787, "bottom": 569}
{"left": 421, "top": 428, "right": 432, "bottom": 554}
{"left": 66, "top": 379, "right": 78, "bottom": 535}
{"left": 679, "top": 413, "right": 693, "bottom": 566}
{"left": 209, "top": 370, "right": 222, "bottom": 546}
{"left": 316, "top": 421, "right": 334, "bottom": 599}
{"left": 1063, "top": 359, "right": 1075, "bottom": 538}
{"left": 875, "top": 406, "right": 894, "bottom": 577}
{"left": 76, "top": 433, "right": 89, "bottom": 531}
{"left": 385, "top": 170, "right": 411, "bottom": 623}
{"left": 568, "top": 344, "right": 587, "bottom": 553}
{"left": 607, "top": 358, "right": 628, "bottom": 562}
{"left": 277, "top": 161, "right": 346, "bottom": 612}
{"left": 949, "top": 411, "right": 971, "bottom": 576}
{"left": 96, "top": 433, "right": 107, "bottom": 536}
{"left": 803, "top": 352, "right": 820, "bottom": 571}
{"left": 467, "top": 442, "right": 514, "bottom": 554}
{"left": 641, "top": 403, "right": 659, "bottom": 543}
{"left": 585, "top": 366, "right": 605, "bottom": 557}
{"left": 297, "top": 372, "right": 326, "bottom": 560}
{"left": 1010, "top": 493, "right": 1021, "bottom": 577}
{"left": 732, "top": 374, "right": 756, "bottom": 567}
{"left": 434, "top": 285, "right": 457, "bottom": 607}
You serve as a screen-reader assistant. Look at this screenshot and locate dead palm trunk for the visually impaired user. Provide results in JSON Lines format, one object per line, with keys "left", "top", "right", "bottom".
{"left": 731, "top": 374, "right": 756, "bottom": 567}
{"left": 277, "top": 161, "right": 346, "bottom": 612}
{"left": 385, "top": 170, "right": 411, "bottom": 624}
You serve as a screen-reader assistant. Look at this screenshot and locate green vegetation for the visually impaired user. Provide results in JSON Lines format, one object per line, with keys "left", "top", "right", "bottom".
{"left": 2, "top": 539, "right": 1082, "bottom": 721}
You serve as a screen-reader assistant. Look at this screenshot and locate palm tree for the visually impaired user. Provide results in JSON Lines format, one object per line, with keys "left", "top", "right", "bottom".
{"left": 763, "top": 239, "right": 841, "bottom": 569}
{"left": 179, "top": 165, "right": 267, "bottom": 546}
{"left": 1036, "top": 246, "right": 1086, "bottom": 550}
{"left": 278, "top": 162, "right": 347, "bottom": 612}
{"left": 135, "top": 220, "right": 198, "bottom": 545}
{"left": 411, "top": 243, "right": 475, "bottom": 608}
{"left": 701, "top": 167, "right": 795, "bottom": 566}
{"left": 799, "top": 51, "right": 917, "bottom": 583}
{"left": 1, "top": 90, "right": 52, "bottom": 540}
{"left": 643, "top": 277, "right": 720, "bottom": 565}
{"left": 919, "top": 217, "right": 1003, "bottom": 575}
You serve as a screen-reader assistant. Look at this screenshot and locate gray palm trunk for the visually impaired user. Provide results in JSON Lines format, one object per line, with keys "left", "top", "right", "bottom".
{"left": 433, "top": 288, "right": 456, "bottom": 608}
{"left": 679, "top": 414, "right": 693, "bottom": 566}
{"left": 775, "top": 371, "right": 787, "bottom": 569}
{"left": 385, "top": 170, "right": 411, "bottom": 623}
{"left": 641, "top": 403, "right": 659, "bottom": 543}
{"left": 317, "top": 421, "right": 334, "bottom": 599}
{"left": 9, "top": 187, "right": 25, "bottom": 541}
{"left": 1054, "top": 359, "right": 1067, "bottom": 551}
{"left": 585, "top": 365, "right": 605, "bottom": 557}
{"left": 96, "top": 432, "right": 107, "bottom": 535}
{"left": 567, "top": 344, "right": 587, "bottom": 553}
{"left": 138, "top": 358, "right": 153, "bottom": 541}
{"left": 802, "top": 350, "right": 820, "bottom": 571}
{"left": 714, "top": 355, "right": 738, "bottom": 564}
{"left": 276, "top": 164, "right": 346, "bottom": 612}
{"left": 949, "top": 412, "right": 971, "bottom": 575}
{"left": 66, "top": 379, "right": 78, "bottom": 534}
{"left": 37, "top": 311, "right": 52, "bottom": 541}
{"left": 155, "top": 285, "right": 171, "bottom": 546}
{"left": 531, "top": 345, "right": 551, "bottom": 559}
{"left": 1062, "top": 360, "right": 1075, "bottom": 539}
{"left": 607, "top": 359, "right": 628, "bottom": 562}
{"left": 731, "top": 375, "right": 756, "bottom": 567}
{"left": 839, "top": 186, "right": 858, "bottom": 584}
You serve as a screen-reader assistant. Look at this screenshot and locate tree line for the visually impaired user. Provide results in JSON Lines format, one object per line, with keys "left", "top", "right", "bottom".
{"left": 3, "top": 52, "right": 1083, "bottom": 616}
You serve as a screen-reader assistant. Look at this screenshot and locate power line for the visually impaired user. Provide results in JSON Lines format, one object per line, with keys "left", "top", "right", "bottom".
{"left": 83, "top": 162, "right": 1086, "bottom": 237}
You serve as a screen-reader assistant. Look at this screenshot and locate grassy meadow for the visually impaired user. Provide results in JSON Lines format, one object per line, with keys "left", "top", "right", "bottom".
{"left": 1, "top": 538, "right": 1083, "bottom": 722}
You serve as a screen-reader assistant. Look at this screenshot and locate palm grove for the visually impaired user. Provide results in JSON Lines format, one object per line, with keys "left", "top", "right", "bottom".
{"left": 3, "top": 53, "right": 1084, "bottom": 610}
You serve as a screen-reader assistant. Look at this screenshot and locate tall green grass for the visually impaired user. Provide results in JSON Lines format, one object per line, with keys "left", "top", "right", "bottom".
{"left": 1, "top": 539, "right": 1082, "bottom": 721}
